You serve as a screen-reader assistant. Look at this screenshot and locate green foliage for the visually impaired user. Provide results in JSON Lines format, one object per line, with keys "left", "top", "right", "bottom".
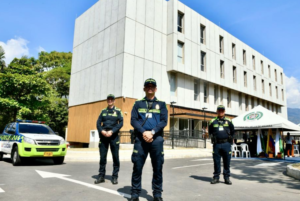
{"left": 0, "top": 46, "right": 5, "bottom": 72}
{"left": 0, "top": 51, "right": 72, "bottom": 136}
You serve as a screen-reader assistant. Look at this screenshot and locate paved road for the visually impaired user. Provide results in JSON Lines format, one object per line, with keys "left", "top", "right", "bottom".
{"left": 0, "top": 156, "right": 299, "bottom": 201}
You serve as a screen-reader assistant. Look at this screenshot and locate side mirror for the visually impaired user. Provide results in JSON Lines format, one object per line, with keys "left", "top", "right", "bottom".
{"left": 55, "top": 132, "right": 59, "bottom": 135}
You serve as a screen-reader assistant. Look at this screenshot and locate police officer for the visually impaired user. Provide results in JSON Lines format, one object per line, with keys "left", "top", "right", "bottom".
{"left": 95, "top": 94, "right": 123, "bottom": 185}
{"left": 129, "top": 78, "right": 168, "bottom": 201}
{"left": 209, "top": 105, "right": 234, "bottom": 185}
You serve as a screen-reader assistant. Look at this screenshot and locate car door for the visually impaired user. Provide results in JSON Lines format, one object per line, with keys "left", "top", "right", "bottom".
{"left": 1, "top": 124, "right": 12, "bottom": 154}
{"left": 7, "top": 123, "right": 17, "bottom": 153}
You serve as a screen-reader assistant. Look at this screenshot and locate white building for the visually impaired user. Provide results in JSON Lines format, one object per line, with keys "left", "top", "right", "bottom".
{"left": 68, "top": 0, "right": 287, "bottom": 145}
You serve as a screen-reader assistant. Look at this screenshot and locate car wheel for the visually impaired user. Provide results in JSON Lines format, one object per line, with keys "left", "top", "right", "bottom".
{"left": 12, "top": 147, "right": 22, "bottom": 166}
{"left": 0, "top": 153, "right": 3, "bottom": 161}
{"left": 53, "top": 157, "right": 65, "bottom": 165}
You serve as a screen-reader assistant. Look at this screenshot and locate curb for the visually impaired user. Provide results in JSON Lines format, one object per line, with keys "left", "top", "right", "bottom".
{"left": 286, "top": 164, "right": 300, "bottom": 180}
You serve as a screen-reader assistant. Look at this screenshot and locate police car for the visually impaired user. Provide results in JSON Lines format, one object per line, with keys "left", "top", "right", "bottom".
{"left": 0, "top": 120, "right": 67, "bottom": 166}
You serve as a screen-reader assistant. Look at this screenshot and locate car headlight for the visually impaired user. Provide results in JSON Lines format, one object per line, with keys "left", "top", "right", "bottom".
{"left": 24, "top": 137, "right": 36, "bottom": 145}
{"left": 60, "top": 139, "right": 65, "bottom": 145}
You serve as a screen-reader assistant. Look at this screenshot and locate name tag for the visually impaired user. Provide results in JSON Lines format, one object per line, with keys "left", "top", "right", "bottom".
{"left": 219, "top": 127, "right": 224, "bottom": 131}
{"left": 146, "top": 113, "right": 152, "bottom": 118}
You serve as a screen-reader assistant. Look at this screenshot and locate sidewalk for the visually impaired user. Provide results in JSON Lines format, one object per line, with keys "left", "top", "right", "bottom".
{"left": 65, "top": 144, "right": 212, "bottom": 162}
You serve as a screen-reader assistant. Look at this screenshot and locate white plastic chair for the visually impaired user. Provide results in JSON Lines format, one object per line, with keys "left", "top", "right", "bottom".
{"left": 231, "top": 144, "right": 240, "bottom": 158}
{"left": 294, "top": 145, "right": 299, "bottom": 156}
{"left": 240, "top": 143, "right": 251, "bottom": 158}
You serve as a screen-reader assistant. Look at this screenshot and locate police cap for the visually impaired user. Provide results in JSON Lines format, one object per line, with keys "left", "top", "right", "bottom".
{"left": 107, "top": 94, "right": 115, "bottom": 100}
{"left": 217, "top": 105, "right": 225, "bottom": 110}
{"left": 144, "top": 78, "right": 157, "bottom": 87}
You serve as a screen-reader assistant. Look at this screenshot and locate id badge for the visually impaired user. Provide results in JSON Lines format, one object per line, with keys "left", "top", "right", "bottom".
{"left": 146, "top": 113, "right": 152, "bottom": 118}
{"left": 219, "top": 127, "right": 224, "bottom": 131}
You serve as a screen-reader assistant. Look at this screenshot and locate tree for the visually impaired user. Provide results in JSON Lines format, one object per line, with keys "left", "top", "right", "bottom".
{"left": 0, "top": 57, "right": 51, "bottom": 125}
{"left": 0, "top": 46, "right": 5, "bottom": 72}
{"left": 39, "top": 51, "right": 72, "bottom": 98}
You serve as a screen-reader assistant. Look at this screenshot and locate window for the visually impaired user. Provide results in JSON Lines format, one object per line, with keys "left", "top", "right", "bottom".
{"left": 269, "top": 83, "right": 272, "bottom": 96}
{"left": 232, "top": 43, "right": 236, "bottom": 60}
{"left": 204, "top": 83, "right": 208, "bottom": 103}
{"left": 214, "top": 85, "right": 218, "bottom": 104}
{"left": 253, "top": 76, "right": 256, "bottom": 91}
{"left": 262, "top": 79, "right": 265, "bottom": 94}
{"left": 170, "top": 73, "right": 177, "bottom": 96}
{"left": 281, "top": 73, "right": 283, "bottom": 84}
{"left": 179, "top": 119, "right": 189, "bottom": 130}
{"left": 239, "top": 93, "right": 242, "bottom": 110}
{"left": 276, "top": 86, "right": 278, "bottom": 99}
{"left": 243, "top": 50, "right": 246, "bottom": 65}
{"left": 177, "top": 41, "right": 184, "bottom": 63}
{"left": 251, "top": 97, "right": 254, "bottom": 109}
{"left": 201, "top": 51, "right": 206, "bottom": 71}
{"left": 178, "top": 12, "right": 184, "bottom": 33}
{"left": 245, "top": 95, "right": 249, "bottom": 111}
{"left": 219, "top": 36, "right": 224, "bottom": 54}
{"left": 275, "top": 69, "right": 277, "bottom": 82}
{"left": 194, "top": 80, "right": 200, "bottom": 101}
{"left": 227, "top": 89, "right": 231, "bottom": 108}
{"left": 261, "top": 60, "right": 264, "bottom": 74}
{"left": 200, "top": 24, "right": 206, "bottom": 44}
{"left": 220, "top": 60, "right": 225, "bottom": 78}
{"left": 257, "top": 98, "right": 260, "bottom": 106}
{"left": 252, "top": 55, "right": 255, "bottom": 70}
{"left": 220, "top": 87, "right": 223, "bottom": 105}
{"left": 244, "top": 71, "right": 247, "bottom": 87}
{"left": 245, "top": 96, "right": 250, "bottom": 111}
{"left": 267, "top": 102, "right": 270, "bottom": 110}
{"left": 282, "top": 89, "right": 284, "bottom": 101}
{"left": 268, "top": 65, "right": 271, "bottom": 78}
{"left": 233, "top": 66, "right": 237, "bottom": 83}
{"left": 276, "top": 105, "right": 278, "bottom": 114}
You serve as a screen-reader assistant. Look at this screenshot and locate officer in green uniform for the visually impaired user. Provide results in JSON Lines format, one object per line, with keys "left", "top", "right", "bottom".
{"left": 209, "top": 105, "right": 234, "bottom": 185}
{"left": 95, "top": 94, "right": 123, "bottom": 185}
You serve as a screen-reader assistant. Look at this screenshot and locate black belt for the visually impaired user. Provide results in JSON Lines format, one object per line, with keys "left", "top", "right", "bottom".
{"left": 216, "top": 139, "right": 228, "bottom": 144}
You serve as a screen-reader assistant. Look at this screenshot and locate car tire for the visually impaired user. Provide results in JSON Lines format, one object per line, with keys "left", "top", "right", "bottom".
{"left": 12, "top": 147, "right": 22, "bottom": 166}
{"left": 0, "top": 153, "right": 3, "bottom": 161}
{"left": 53, "top": 157, "right": 64, "bottom": 165}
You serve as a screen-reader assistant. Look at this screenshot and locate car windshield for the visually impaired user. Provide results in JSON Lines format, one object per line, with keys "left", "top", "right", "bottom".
{"left": 19, "top": 124, "right": 55, "bottom": 134}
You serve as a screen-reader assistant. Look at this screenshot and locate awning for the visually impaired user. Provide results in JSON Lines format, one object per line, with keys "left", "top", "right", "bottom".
{"left": 232, "top": 105, "right": 300, "bottom": 131}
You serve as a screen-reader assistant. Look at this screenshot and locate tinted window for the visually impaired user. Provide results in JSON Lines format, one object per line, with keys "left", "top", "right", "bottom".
{"left": 4, "top": 124, "right": 12, "bottom": 133}
{"left": 18, "top": 124, "right": 55, "bottom": 134}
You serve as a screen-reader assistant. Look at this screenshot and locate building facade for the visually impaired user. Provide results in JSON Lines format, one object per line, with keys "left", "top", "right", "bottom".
{"left": 68, "top": 0, "right": 287, "bottom": 145}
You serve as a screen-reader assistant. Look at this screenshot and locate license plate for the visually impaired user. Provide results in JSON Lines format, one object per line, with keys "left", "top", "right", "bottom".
{"left": 44, "top": 152, "right": 53, "bottom": 157}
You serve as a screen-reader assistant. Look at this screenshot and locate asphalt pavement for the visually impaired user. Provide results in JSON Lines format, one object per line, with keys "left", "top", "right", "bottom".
{"left": 0, "top": 155, "right": 299, "bottom": 201}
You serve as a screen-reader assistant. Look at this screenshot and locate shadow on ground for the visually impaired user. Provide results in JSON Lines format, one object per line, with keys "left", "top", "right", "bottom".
{"left": 2, "top": 157, "right": 64, "bottom": 166}
{"left": 118, "top": 186, "right": 153, "bottom": 201}
{"left": 230, "top": 160, "right": 300, "bottom": 191}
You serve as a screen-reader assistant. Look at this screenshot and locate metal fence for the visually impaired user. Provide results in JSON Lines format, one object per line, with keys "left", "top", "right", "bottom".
{"left": 119, "top": 130, "right": 207, "bottom": 148}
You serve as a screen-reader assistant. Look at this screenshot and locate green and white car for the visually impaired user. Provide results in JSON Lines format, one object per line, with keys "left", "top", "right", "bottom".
{"left": 0, "top": 120, "right": 67, "bottom": 166}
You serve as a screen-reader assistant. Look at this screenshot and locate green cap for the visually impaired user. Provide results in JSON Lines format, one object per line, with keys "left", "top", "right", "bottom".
{"left": 144, "top": 78, "right": 157, "bottom": 87}
{"left": 217, "top": 105, "right": 225, "bottom": 110}
{"left": 107, "top": 94, "right": 115, "bottom": 99}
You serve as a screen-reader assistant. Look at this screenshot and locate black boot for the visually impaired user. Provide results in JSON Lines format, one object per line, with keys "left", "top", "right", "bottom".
{"left": 225, "top": 178, "right": 232, "bottom": 185}
{"left": 111, "top": 177, "right": 118, "bottom": 185}
{"left": 94, "top": 176, "right": 105, "bottom": 184}
{"left": 153, "top": 197, "right": 163, "bottom": 201}
{"left": 129, "top": 198, "right": 139, "bottom": 201}
{"left": 211, "top": 177, "right": 219, "bottom": 184}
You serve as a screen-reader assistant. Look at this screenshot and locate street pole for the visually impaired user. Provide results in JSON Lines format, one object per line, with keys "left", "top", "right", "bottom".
{"left": 202, "top": 107, "right": 207, "bottom": 148}
{"left": 171, "top": 101, "right": 176, "bottom": 149}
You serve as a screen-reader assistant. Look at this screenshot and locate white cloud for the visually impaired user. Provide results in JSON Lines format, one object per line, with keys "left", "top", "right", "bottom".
{"left": 285, "top": 75, "right": 300, "bottom": 108}
{"left": 37, "top": 46, "right": 46, "bottom": 53}
{"left": 0, "top": 37, "right": 29, "bottom": 64}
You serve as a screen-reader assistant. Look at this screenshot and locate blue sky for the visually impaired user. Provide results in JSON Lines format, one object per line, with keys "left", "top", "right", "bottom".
{"left": 0, "top": 0, "right": 300, "bottom": 108}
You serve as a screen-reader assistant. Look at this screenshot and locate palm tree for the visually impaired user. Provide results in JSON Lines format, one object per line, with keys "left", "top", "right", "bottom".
{"left": 0, "top": 46, "right": 6, "bottom": 72}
